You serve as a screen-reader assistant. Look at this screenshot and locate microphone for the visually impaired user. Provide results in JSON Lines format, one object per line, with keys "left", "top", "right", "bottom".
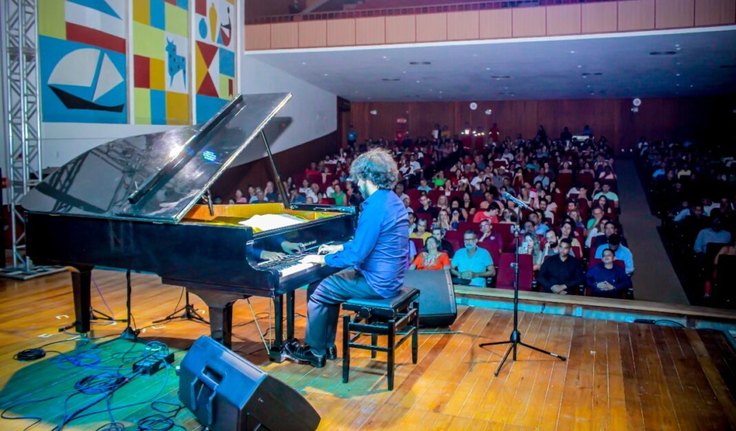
{"left": 501, "top": 191, "right": 533, "bottom": 210}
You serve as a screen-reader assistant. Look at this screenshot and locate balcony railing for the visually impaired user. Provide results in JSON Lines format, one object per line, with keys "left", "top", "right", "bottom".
{"left": 246, "top": 0, "right": 620, "bottom": 25}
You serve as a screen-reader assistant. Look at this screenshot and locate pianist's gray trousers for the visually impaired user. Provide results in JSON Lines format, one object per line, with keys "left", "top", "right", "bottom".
{"left": 306, "top": 268, "right": 383, "bottom": 356}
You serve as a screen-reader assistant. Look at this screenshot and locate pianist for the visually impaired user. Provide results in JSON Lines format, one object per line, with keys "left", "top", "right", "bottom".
{"left": 284, "top": 148, "right": 409, "bottom": 368}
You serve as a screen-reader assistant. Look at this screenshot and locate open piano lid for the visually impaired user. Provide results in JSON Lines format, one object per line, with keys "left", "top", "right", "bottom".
{"left": 21, "top": 93, "right": 292, "bottom": 223}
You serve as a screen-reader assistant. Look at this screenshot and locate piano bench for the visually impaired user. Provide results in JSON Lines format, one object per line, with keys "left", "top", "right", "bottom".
{"left": 342, "top": 287, "right": 420, "bottom": 391}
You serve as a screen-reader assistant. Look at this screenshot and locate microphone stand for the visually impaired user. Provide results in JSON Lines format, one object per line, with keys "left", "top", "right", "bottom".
{"left": 479, "top": 192, "right": 566, "bottom": 376}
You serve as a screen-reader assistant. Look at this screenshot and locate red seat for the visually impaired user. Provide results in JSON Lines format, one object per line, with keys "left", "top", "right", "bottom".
{"left": 492, "top": 223, "right": 516, "bottom": 252}
{"left": 444, "top": 230, "right": 464, "bottom": 252}
{"left": 410, "top": 238, "right": 425, "bottom": 255}
{"left": 495, "top": 253, "right": 533, "bottom": 290}
{"left": 456, "top": 221, "right": 477, "bottom": 234}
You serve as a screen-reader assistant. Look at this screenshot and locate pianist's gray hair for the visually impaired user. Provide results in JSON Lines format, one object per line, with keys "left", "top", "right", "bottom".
{"left": 349, "top": 148, "right": 399, "bottom": 190}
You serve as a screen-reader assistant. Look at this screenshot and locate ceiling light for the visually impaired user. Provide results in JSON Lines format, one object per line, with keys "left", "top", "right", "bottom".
{"left": 577, "top": 65, "right": 582, "bottom": 68}
{"left": 323, "top": 73, "right": 329, "bottom": 77}
{"left": 485, "top": 67, "right": 491, "bottom": 71}
{"left": 676, "top": 73, "right": 681, "bottom": 77}
{"left": 570, "top": 50, "right": 575, "bottom": 54}
{"left": 382, "top": 55, "right": 388, "bottom": 60}
{"left": 416, "top": 80, "right": 421, "bottom": 83}
{"left": 301, "top": 61, "right": 307, "bottom": 65}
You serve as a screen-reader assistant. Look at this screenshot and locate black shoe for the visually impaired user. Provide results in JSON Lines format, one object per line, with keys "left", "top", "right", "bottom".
{"left": 326, "top": 345, "right": 338, "bottom": 360}
{"left": 283, "top": 343, "right": 325, "bottom": 368}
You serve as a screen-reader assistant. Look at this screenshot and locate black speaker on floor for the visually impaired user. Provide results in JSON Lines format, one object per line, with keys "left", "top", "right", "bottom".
{"left": 403, "top": 269, "right": 457, "bottom": 327}
{"left": 179, "top": 335, "right": 320, "bottom": 431}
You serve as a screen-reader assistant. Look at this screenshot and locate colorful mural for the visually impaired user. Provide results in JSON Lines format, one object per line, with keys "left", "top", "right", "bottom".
{"left": 132, "top": 0, "right": 190, "bottom": 125}
{"left": 194, "top": 0, "right": 236, "bottom": 123}
{"left": 39, "top": 0, "right": 128, "bottom": 123}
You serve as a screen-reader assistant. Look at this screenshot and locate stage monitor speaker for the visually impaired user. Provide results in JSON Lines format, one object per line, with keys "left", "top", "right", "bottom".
{"left": 403, "top": 269, "right": 457, "bottom": 327}
{"left": 179, "top": 336, "right": 320, "bottom": 431}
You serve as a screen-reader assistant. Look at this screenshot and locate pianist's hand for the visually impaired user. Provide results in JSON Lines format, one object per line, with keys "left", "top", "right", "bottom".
{"left": 280, "top": 241, "right": 305, "bottom": 254}
{"left": 318, "top": 244, "right": 343, "bottom": 255}
{"left": 260, "top": 250, "right": 285, "bottom": 262}
{"left": 300, "top": 254, "right": 325, "bottom": 266}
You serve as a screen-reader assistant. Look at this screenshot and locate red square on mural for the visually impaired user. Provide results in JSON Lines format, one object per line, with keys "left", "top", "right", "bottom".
{"left": 196, "top": 0, "right": 207, "bottom": 15}
{"left": 134, "top": 55, "right": 150, "bottom": 88}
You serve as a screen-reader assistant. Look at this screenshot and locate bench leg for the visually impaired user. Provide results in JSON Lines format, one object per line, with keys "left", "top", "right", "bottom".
{"left": 342, "top": 314, "right": 350, "bottom": 384}
{"left": 371, "top": 333, "right": 377, "bottom": 359}
{"left": 412, "top": 304, "right": 419, "bottom": 364}
{"left": 387, "top": 319, "right": 396, "bottom": 391}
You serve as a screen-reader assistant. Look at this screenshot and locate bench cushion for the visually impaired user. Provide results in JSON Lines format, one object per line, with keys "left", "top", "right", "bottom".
{"left": 343, "top": 287, "right": 419, "bottom": 316}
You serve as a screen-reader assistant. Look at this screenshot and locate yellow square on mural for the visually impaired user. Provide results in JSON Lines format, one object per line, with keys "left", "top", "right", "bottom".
{"left": 219, "top": 76, "right": 233, "bottom": 100}
{"left": 164, "top": 3, "right": 188, "bottom": 37}
{"left": 149, "top": 58, "right": 166, "bottom": 90}
{"left": 166, "top": 92, "right": 189, "bottom": 125}
{"left": 134, "top": 88, "right": 152, "bottom": 124}
{"left": 38, "top": 0, "right": 66, "bottom": 39}
{"left": 132, "top": 0, "right": 150, "bottom": 25}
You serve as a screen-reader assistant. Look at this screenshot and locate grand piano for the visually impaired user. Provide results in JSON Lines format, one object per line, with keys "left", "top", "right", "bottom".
{"left": 21, "top": 93, "right": 356, "bottom": 361}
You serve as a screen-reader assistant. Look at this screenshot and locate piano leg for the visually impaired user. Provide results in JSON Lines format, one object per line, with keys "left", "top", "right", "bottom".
{"left": 286, "top": 290, "right": 295, "bottom": 340}
{"left": 182, "top": 287, "right": 240, "bottom": 349}
{"left": 71, "top": 266, "right": 93, "bottom": 333}
{"left": 271, "top": 294, "right": 284, "bottom": 362}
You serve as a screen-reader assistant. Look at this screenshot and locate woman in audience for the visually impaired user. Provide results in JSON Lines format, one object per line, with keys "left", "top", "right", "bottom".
{"left": 410, "top": 236, "right": 451, "bottom": 271}
{"left": 436, "top": 195, "right": 450, "bottom": 212}
{"left": 461, "top": 192, "right": 475, "bottom": 219}
{"left": 437, "top": 209, "right": 452, "bottom": 232}
{"left": 449, "top": 209, "right": 463, "bottom": 231}
{"left": 559, "top": 220, "right": 583, "bottom": 251}
{"left": 518, "top": 232, "right": 544, "bottom": 271}
{"left": 593, "top": 195, "right": 615, "bottom": 217}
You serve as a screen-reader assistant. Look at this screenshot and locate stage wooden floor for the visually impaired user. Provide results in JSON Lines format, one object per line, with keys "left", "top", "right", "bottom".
{"left": 0, "top": 269, "right": 735, "bottom": 430}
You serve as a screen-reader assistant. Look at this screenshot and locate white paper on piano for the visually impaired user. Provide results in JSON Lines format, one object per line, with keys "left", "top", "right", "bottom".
{"left": 238, "top": 214, "right": 306, "bottom": 231}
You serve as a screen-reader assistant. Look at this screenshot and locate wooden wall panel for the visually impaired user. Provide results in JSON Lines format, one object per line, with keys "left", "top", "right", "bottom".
{"left": 386, "top": 15, "right": 416, "bottom": 44}
{"left": 546, "top": 4, "right": 581, "bottom": 36}
{"left": 447, "top": 11, "right": 479, "bottom": 41}
{"left": 512, "top": 7, "right": 546, "bottom": 37}
{"left": 327, "top": 19, "right": 356, "bottom": 46}
{"left": 656, "top": 0, "right": 695, "bottom": 28}
{"left": 582, "top": 2, "right": 618, "bottom": 34}
{"left": 349, "top": 96, "right": 736, "bottom": 154}
{"left": 356, "top": 17, "right": 386, "bottom": 45}
{"left": 416, "top": 13, "right": 447, "bottom": 42}
{"left": 245, "top": 24, "right": 271, "bottom": 51}
{"left": 694, "top": 0, "right": 736, "bottom": 26}
{"left": 298, "top": 21, "right": 327, "bottom": 48}
{"left": 618, "top": 0, "right": 656, "bottom": 31}
{"left": 479, "top": 9, "right": 513, "bottom": 39}
{"left": 271, "top": 22, "right": 299, "bottom": 49}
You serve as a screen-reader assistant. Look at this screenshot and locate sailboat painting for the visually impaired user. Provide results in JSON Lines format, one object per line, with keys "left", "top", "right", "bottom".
{"left": 39, "top": 0, "right": 127, "bottom": 123}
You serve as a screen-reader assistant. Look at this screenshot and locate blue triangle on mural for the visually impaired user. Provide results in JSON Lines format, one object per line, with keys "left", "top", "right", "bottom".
{"left": 216, "top": 31, "right": 222, "bottom": 45}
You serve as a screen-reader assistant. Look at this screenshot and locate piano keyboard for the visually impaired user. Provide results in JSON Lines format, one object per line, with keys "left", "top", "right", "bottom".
{"left": 258, "top": 253, "right": 318, "bottom": 278}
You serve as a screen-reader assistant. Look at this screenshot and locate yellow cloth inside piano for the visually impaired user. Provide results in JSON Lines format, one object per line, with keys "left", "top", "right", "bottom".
{"left": 238, "top": 213, "right": 307, "bottom": 233}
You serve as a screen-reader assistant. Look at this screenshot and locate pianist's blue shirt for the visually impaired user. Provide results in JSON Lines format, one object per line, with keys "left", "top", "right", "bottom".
{"left": 325, "top": 188, "right": 409, "bottom": 297}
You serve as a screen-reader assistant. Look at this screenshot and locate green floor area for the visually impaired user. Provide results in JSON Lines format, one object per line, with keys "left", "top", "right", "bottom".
{"left": 0, "top": 336, "right": 198, "bottom": 430}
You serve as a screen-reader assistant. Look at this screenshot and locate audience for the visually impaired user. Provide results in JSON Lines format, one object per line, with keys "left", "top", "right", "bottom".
{"left": 536, "top": 238, "right": 584, "bottom": 295}
{"left": 451, "top": 230, "right": 495, "bottom": 287}
{"left": 410, "top": 237, "right": 451, "bottom": 271}
{"left": 586, "top": 248, "right": 632, "bottom": 298}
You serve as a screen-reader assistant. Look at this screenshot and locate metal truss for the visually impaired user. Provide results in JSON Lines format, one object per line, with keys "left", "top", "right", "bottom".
{"left": 1, "top": 0, "right": 46, "bottom": 275}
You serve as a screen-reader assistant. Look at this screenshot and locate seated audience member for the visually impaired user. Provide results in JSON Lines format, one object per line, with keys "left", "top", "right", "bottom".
{"left": 472, "top": 201, "right": 500, "bottom": 224}
{"left": 586, "top": 248, "right": 632, "bottom": 297}
{"left": 394, "top": 182, "right": 409, "bottom": 201}
{"left": 410, "top": 218, "right": 432, "bottom": 242}
{"left": 289, "top": 188, "right": 306, "bottom": 204}
{"left": 234, "top": 189, "right": 248, "bottom": 204}
{"left": 417, "top": 178, "right": 432, "bottom": 193}
{"left": 330, "top": 183, "right": 347, "bottom": 205}
{"left": 435, "top": 211, "right": 452, "bottom": 235}
{"left": 478, "top": 219, "right": 503, "bottom": 252}
{"left": 518, "top": 232, "right": 544, "bottom": 271}
{"left": 593, "top": 183, "right": 619, "bottom": 204}
{"left": 431, "top": 227, "right": 454, "bottom": 257}
{"left": 591, "top": 221, "right": 627, "bottom": 250}
{"left": 449, "top": 208, "right": 463, "bottom": 230}
{"left": 693, "top": 217, "right": 732, "bottom": 254}
{"left": 559, "top": 220, "right": 582, "bottom": 250}
{"left": 536, "top": 238, "right": 584, "bottom": 295}
{"left": 451, "top": 230, "right": 495, "bottom": 287}
{"left": 586, "top": 207, "right": 604, "bottom": 230}
{"left": 592, "top": 195, "right": 615, "bottom": 217}
{"left": 416, "top": 194, "right": 439, "bottom": 219}
{"left": 407, "top": 212, "right": 417, "bottom": 235}
{"left": 542, "top": 229, "right": 561, "bottom": 258}
{"left": 250, "top": 189, "right": 268, "bottom": 203}
{"left": 264, "top": 181, "right": 279, "bottom": 202}
{"left": 594, "top": 234, "right": 635, "bottom": 275}
{"left": 410, "top": 237, "right": 451, "bottom": 271}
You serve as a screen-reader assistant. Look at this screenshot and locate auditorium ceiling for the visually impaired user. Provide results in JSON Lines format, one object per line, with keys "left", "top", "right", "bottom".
{"left": 249, "top": 26, "right": 736, "bottom": 101}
